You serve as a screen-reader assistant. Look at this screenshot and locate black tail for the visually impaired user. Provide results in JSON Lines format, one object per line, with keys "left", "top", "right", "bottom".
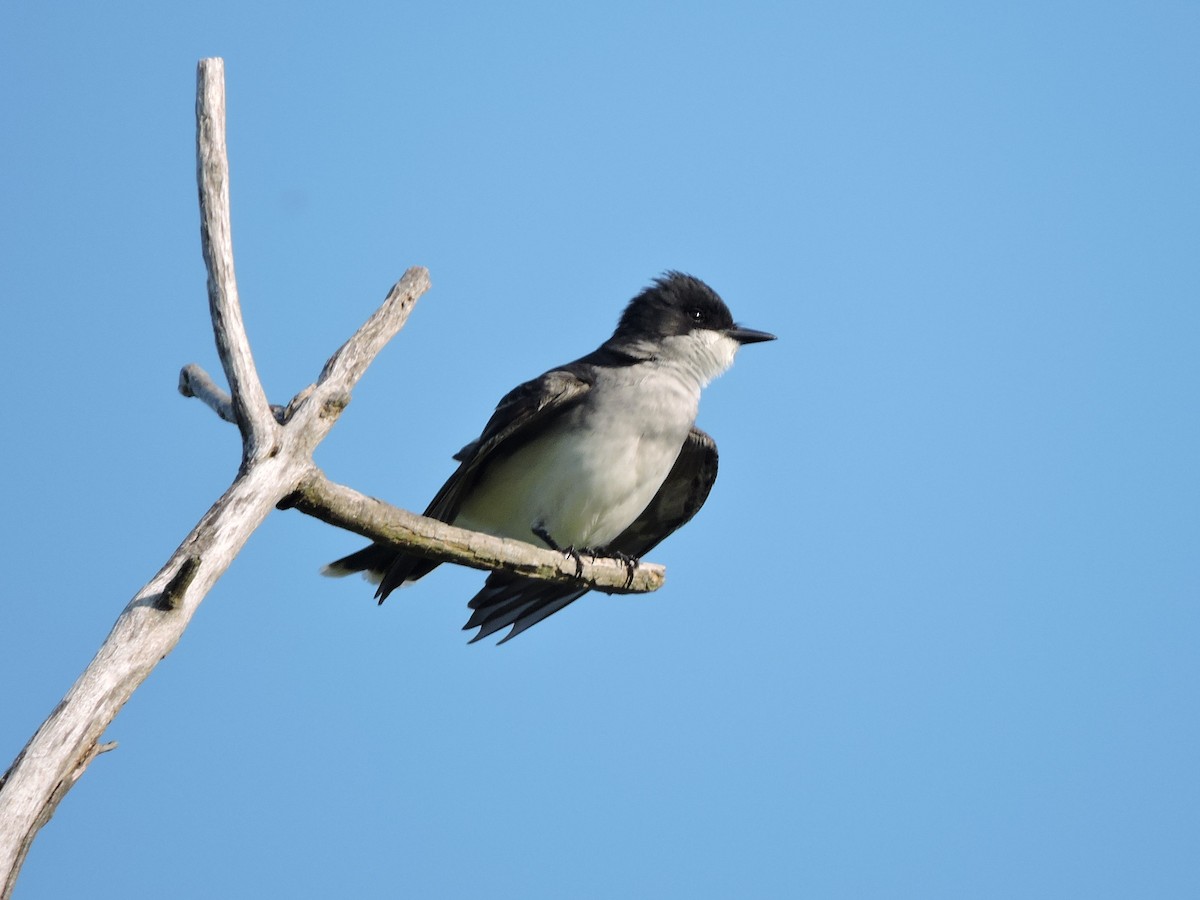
{"left": 321, "top": 544, "right": 440, "bottom": 602}
{"left": 463, "top": 572, "right": 589, "bottom": 644}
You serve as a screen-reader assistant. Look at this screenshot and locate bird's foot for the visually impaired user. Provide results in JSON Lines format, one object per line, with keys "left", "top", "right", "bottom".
{"left": 609, "top": 550, "right": 641, "bottom": 588}
{"left": 531, "top": 526, "right": 637, "bottom": 584}
{"left": 533, "top": 525, "right": 586, "bottom": 578}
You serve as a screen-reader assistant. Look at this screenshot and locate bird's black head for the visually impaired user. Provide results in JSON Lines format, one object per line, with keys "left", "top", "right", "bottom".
{"left": 605, "top": 272, "right": 774, "bottom": 385}
{"left": 612, "top": 272, "right": 775, "bottom": 347}
{"left": 613, "top": 272, "right": 736, "bottom": 341}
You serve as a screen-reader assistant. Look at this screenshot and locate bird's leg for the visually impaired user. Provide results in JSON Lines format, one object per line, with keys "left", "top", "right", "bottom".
{"left": 532, "top": 524, "right": 585, "bottom": 578}
{"left": 571, "top": 547, "right": 637, "bottom": 587}
{"left": 532, "top": 523, "right": 562, "bottom": 551}
{"left": 532, "top": 524, "right": 640, "bottom": 586}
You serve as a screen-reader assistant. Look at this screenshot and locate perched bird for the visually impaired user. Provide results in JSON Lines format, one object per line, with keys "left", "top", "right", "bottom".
{"left": 324, "top": 272, "right": 774, "bottom": 642}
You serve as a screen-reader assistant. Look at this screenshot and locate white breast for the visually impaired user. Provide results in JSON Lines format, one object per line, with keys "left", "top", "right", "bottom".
{"left": 455, "top": 363, "right": 701, "bottom": 550}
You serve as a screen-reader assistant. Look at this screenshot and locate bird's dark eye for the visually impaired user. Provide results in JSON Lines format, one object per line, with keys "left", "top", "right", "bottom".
{"left": 689, "top": 308, "right": 706, "bottom": 323}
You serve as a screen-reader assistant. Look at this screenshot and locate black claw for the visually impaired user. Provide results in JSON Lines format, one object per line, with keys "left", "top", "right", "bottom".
{"left": 533, "top": 525, "right": 588, "bottom": 579}
{"left": 565, "top": 546, "right": 585, "bottom": 579}
{"left": 531, "top": 528, "right": 638, "bottom": 584}
{"left": 622, "top": 555, "right": 640, "bottom": 588}
{"left": 607, "top": 550, "right": 639, "bottom": 588}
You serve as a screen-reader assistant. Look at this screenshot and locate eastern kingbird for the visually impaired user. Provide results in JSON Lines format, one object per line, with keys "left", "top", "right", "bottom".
{"left": 324, "top": 272, "right": 775, "bottom": 642}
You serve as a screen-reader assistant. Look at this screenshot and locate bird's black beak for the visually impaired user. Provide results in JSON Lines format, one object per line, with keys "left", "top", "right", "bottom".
{"left": 728, "top": 325, "right": 777, "bottom": 345}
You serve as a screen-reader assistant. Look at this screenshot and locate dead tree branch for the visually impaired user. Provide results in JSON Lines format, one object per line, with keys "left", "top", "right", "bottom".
{"left": 0, "top": 57, "right": 665, "bottom": 898}
{"left": 281, "top": 468, "right": 665, "bottom": 593}
{"left": 195, "top": 60, "right": 276, "bottom": 457}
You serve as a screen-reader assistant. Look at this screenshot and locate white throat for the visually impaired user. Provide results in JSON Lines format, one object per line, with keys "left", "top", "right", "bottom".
{"left": 651, "top": 330, "right": 741, "bottom": 389}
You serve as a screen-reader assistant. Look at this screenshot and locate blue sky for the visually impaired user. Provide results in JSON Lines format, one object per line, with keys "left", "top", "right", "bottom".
{"left": 2, "top": 2, "right": 1198, "bottom": 897}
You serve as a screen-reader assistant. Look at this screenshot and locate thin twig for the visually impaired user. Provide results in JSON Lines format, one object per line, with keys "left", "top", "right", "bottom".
{"left": 178, "top": 364, "right": 286, "bottom": 423}
{"left": 178, "top": 364, "right": 236, "bottom": 422}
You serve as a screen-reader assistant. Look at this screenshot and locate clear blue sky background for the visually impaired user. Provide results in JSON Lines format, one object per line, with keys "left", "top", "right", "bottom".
{"left": 2, "top": 2, "right": 1197, "bottom": 898}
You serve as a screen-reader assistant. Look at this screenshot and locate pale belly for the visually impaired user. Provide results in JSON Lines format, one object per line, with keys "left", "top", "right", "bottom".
{"left": 454, "top": 375, "right": 698, "bottom": 549}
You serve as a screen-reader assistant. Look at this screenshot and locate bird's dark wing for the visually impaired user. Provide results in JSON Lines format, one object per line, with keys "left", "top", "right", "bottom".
{"left": 426, "top": 366, "right": 595, "bottom": 521}
{"left": 324, "top": 365, "right": 596, "bottom": 599}
{"left": 464, "top": 427, "right": 719, "bottom": 643}
{"left": 608, "top": 426, "right": 719, "bottom": 558}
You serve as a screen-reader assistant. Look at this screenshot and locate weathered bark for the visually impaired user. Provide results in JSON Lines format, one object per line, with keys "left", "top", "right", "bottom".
{"left": 0, "top": 57, "right": 662, "bottom": 899}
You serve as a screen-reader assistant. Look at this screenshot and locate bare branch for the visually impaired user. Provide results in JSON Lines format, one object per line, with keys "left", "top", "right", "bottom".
{"left": 195, "top": 58, "right": 277, "bottom": 457}
{"left": 284, "top": 467, "right": 666, "bottom": 594}
{"left": 0, "top": 461, "right": 291, "bottom": 899}
{"left": 289, "top": 267, "right": 431, "bottom": 438}
{"left": 180, "top": 265, "right": 431, "bottom": 439}
{"left": 178, "top": 363, "right": 236, "bottom": 422}
{"left": 317, "top": 267, "right": 432, "bottom": 393}
{"left": 1, "top": 59, "right": 305, "bottom": 896}
{"left": 178, "top": 364, "right": 287, "bottom": 424}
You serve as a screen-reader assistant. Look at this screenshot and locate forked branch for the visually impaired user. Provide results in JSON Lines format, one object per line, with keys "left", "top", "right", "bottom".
{"left": 0, "top": 57, "right": 663, "bottom": 899}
